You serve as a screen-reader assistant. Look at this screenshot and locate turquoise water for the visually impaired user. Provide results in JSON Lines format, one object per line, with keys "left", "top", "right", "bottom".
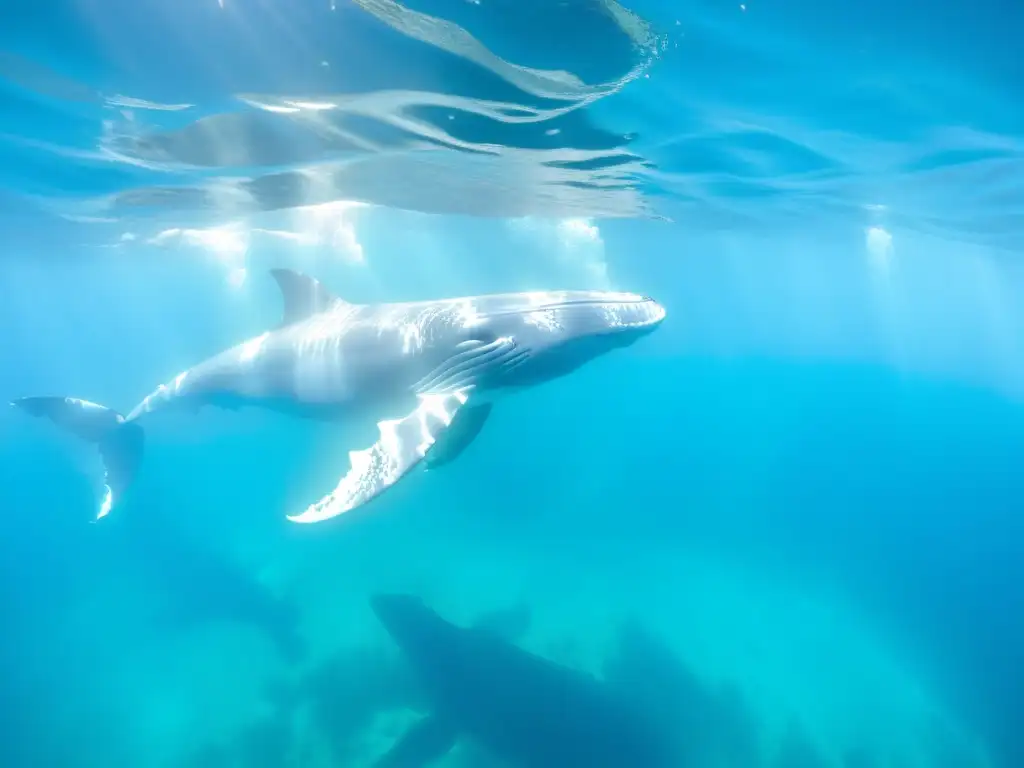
{"left": 1, "top": 1, "right": 1022, "bottom": 766}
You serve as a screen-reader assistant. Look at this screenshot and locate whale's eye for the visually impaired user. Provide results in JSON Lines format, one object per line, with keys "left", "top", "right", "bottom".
{"left": 472, "top": 328, "right": 498, "bottom": 345}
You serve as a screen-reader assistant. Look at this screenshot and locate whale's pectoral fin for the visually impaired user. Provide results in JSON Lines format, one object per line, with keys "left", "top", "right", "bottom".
{"left": 270, "top": 268, "right": 349, "bottom": 327}
{"left": 424, "top": 403, "right": 492, "bottom": 470}
{"left": 374, "top": 715, "right": 458, "bottom": 768}
{"left": 287, "top": 390, "right": 471, "bottom": 524}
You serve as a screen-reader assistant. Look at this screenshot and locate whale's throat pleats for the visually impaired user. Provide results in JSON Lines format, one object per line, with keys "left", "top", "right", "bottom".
{"left": 413, "top": 336, "right": 523, "bottom": 394}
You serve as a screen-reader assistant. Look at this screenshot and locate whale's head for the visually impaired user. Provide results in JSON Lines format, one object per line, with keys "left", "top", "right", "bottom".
{"left": 371, "top": 593, "right": 431, "bottom": 640}
{"left": 370, "top": 593, "right": 461, "bottom": 669}
{"left": 468, "top": 290, "right": 665, "bottom": 389}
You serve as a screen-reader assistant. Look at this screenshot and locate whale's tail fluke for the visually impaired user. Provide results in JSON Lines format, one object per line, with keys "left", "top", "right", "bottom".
{"left": 11, "top": 396, "right": 144, "bottom": 520}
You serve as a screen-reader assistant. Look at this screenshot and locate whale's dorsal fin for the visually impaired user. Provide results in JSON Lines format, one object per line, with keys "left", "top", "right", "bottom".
{"left": 270, "top": 268, "right": 347, "bottom": 327}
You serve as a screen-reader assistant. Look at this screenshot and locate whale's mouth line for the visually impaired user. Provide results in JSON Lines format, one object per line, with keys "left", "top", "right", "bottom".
{"left": 479, "top": 296, "right": 661, "bottom": 319}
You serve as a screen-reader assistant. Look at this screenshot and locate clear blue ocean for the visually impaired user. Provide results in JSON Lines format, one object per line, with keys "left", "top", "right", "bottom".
{"left": 1, "top": 1, "right": 1022, "bottom": 767}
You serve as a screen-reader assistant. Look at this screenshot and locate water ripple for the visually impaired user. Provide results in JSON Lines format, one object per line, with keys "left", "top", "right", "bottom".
{"left": 0, "top": 0, "right": 1021, "bottom": 250}
{"left": 0, "top": 0, "right": 663, "bottom": 226}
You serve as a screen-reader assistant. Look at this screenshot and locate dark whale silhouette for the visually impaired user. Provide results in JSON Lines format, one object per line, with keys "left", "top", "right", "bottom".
{"left": 369, "top": 593, "right": 675, "bottom": 768}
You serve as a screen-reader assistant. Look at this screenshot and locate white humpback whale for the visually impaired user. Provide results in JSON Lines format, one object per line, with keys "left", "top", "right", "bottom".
{"left": 13, "top": 269, "right": 665, "bottom": 523}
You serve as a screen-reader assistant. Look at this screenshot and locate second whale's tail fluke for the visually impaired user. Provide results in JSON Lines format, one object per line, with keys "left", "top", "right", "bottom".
{"left": 11, "top": 396, "right": 144, "bottom": 520}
